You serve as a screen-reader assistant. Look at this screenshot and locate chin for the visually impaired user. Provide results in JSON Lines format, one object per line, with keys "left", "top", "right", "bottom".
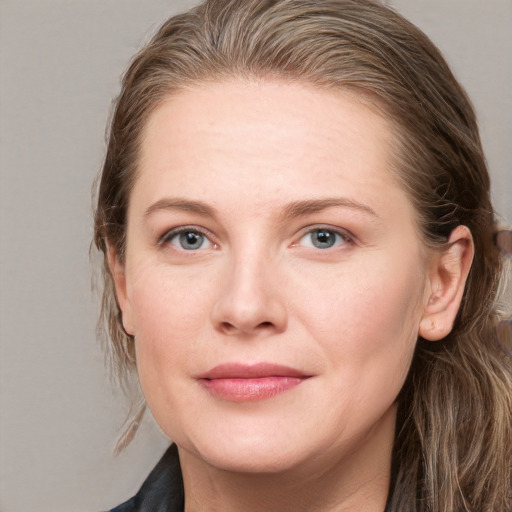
{"left": 201, "top": 443, "right": 307, "bottom": 474}
{"left": 178, "top": 424, "right": 315, "bottom": 475}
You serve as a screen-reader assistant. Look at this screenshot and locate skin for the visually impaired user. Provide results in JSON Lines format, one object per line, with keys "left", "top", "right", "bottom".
{"left": 110, "top": 80, "right": 473, "bottom": 512}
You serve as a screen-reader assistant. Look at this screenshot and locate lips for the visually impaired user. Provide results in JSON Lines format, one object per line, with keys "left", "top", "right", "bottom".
{"left": 198, "top": 363, "right": 311, "bottom": 402}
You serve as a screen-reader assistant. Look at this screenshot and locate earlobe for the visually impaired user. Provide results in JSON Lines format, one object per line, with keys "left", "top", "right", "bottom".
{"left": 107, "top": 245, "right": 135, "bottom": 336}
{"left": 419, "top": 225, "right": 474, "bottom": 341}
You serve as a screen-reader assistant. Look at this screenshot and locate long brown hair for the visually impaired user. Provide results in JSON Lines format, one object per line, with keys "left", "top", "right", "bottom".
{"left": 93, "top": 1, "right": 512, "bottom": 509}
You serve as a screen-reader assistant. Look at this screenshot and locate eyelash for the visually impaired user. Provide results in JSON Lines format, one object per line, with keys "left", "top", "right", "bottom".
{"left": 158, "top": 225, "right": 355, "bottom": 253}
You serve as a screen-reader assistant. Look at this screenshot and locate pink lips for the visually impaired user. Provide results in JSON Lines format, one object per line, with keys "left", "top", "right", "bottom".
{"left": 198, "top": 363, "right": 310, "bottom": 402}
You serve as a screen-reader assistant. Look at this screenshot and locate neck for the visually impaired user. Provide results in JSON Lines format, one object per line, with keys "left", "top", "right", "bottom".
{"left": 179, "top": 405, "right": 396, "bottom": 512}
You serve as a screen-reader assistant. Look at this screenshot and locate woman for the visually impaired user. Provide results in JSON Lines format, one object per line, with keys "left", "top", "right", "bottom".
{"left": 93, "top": 0, "right": 512, "bottom": 510}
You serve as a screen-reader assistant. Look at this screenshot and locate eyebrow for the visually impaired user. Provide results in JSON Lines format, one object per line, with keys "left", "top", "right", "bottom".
{"left": 144, "top": 198, "right": 218, "bottom": 218}
{"left": 144, "top": 196, "right": 378, "bottom": 220}
{"left": 281, "top": 198, "right": 378, "bottom": 220}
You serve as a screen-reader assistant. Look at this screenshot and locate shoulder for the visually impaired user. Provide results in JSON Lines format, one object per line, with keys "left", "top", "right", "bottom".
{"left": 108, "top": 444, "right": 184, "bottom": 512}
{"left": 109, "top": 497, "right": 136, "bottom": 512}
{"left": 109, "top": 496, "right": 137, "bottom": 512}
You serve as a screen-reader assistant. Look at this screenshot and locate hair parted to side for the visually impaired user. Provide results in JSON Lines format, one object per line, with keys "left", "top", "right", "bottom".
{"left": 93, "top": 0, "right": 511, "bottom": 509}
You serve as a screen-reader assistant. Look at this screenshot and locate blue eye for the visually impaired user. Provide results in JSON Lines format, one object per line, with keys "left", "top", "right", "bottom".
{"left": 164, "top": 229, "right": 213, "bottom": 251}
{"left": 299, "top": 228, "right": 348, "bottom": 249}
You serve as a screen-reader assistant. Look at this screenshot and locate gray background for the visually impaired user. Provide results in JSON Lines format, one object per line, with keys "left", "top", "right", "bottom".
{"left": 0, "top": 1, "right": 510, "bottom": 511}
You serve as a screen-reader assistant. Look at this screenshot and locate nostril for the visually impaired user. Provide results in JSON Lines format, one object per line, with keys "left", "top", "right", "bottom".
{"left": 220, "top": 322, "right": 236, "bottom": 334}
{"left": 218, "top": 320, "right": 275, "bottom": 335}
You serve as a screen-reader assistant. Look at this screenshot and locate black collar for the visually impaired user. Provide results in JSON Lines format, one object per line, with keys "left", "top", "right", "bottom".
{"left": 110, "top": 444, "right": 184, "bottom": 512}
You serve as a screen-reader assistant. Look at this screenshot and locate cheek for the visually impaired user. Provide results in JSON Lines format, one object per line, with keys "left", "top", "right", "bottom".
{"left": 127, "top": 263, "right": 215, "bottom": 386}
{"left": 293, "top": 252, "right": 425, "bottom": 382}
{"left": 128, "top": 260, "right": 212, "bottom": 332}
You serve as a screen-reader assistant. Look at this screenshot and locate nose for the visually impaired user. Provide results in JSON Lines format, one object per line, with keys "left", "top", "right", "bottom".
{"left": 211, "top": 252, "right": 288, "bottom": 337}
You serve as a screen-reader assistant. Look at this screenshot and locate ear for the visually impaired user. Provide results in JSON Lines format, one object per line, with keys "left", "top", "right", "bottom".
{"left": 419, "top": 225, "right": 474, "bottom": 341}
{"left": 107, "top": 245, "right": 135, "bottom": 336}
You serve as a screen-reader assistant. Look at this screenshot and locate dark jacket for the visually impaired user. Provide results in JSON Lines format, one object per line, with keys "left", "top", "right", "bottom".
{"left": 110, "top": 444, "right": 184, "bottom": 512}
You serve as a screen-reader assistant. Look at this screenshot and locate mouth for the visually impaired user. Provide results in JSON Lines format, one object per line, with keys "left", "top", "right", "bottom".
{"left": 197, "top": 363, "right": 312, "bottom": 402}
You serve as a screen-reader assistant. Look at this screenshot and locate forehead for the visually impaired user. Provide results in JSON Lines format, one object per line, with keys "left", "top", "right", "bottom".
{"left": 140, "top": 79, "right": 391, "bottom": 163}
{"left": 134, "top": 79, "right": 413, "bottom": 223}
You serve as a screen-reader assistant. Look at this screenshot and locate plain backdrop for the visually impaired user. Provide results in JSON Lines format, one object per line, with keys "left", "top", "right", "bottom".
{"left": 0, "top": 1, "right": 510, "bottom": 511}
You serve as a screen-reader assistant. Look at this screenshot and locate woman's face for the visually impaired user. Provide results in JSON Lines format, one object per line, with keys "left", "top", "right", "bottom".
{"left": 115, "top": 80, "right": 432, "bottom": 474}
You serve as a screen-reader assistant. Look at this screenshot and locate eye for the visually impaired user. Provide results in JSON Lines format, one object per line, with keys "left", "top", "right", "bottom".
{"left": 162, "top": 228, "right": 214, "bottom": 251}
{"left": 298, "top": 228, "right": 350, "bottom": 249}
